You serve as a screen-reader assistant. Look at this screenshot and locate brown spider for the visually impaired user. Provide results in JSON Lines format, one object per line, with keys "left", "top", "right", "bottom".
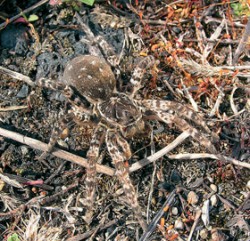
{"left": 36, "top": 53, "right": 218, "bottom": 231}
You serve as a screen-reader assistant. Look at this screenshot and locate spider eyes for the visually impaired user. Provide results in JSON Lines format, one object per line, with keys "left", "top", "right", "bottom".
{"left": 120, "top": 111, "right": 135, "bottom": 122}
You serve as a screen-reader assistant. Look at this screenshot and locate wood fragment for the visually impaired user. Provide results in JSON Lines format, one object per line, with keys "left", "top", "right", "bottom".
{"left": 129, "top": 131, "right": 190, "bottom": 173}
{"left": 203, "top": 18, "right": 226, "bottom": 60}
{"left": 0, "top": 105, "right": 28, "bottom": 111}
{"left": 0, "top": 127, "right": 115, "bottom": 176}
{"left": 0, "top": 66, "right": 35, "bottom": 87}
{"left": 233, "top": 16, "right": 250, "bottom": 64}
{"left": 168, "top": 153, "right": 250, "bottom": 169}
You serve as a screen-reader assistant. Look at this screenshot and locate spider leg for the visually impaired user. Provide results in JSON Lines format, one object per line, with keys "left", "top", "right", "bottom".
{"left": 37, "top": 78, "right": 92, "bottom": 114}
{"left": 94, "top": 35, "right": 122, "bottom": 84}
{"left": 95, "top": 35, "right": 120, "bottom": 68}
{"left": 36, "top": 78, "right": 93, "bottom": 159}
{"left": 37, "top": 111, "right": 75, "bottom": 160}
{"left": 129, "top": 56, "right": 155, "bottom": 98}
{"left": 160, "top": 111, "right": 216, "bottom": 153}
{"left": 142, "top": 99, "right": 219, "bottom": 142}
{"left": 84, "top": 125, "right": 106, "bottom": 224}
{"left": 106, "top": 131, "right": 147, "bottom": 231}
{"left": 142, "top": 100, "right": 217, "bottom": 153}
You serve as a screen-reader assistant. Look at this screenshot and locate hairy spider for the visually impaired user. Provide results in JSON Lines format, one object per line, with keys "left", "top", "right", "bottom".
{"left": 36, "top": 53, "right": 218, "bottom": 231}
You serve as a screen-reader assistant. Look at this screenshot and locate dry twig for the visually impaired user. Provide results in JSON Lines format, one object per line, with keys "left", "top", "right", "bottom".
{"left": 139, "top": 189, "right": 177, "bottom": 241}
{"left": 0, "top": 126, "right": 115, "bottom": 176}
{"left": 233, "top": 16, "right": 250, "bottom": 64}
{"left": 0, "top": 105, "right": 28, "bottom": 111}
{"left": 168, "top": 153, "right": 250, "bottom": 169}
{"left": 0, "top": 0, "right": 49, "bottom": 30}
{"left": 0, "top": 66, "right": 35, "bottom": 86}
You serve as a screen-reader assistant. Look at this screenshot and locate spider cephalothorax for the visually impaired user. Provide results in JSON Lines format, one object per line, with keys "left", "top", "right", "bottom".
{"left": 36, "top": 52, "right": 219, "bottom": 231}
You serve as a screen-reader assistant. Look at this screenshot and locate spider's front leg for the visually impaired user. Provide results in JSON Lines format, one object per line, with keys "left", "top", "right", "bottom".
{"left": 37, "top": 78, "right": 91, "bottom": 114}
{"left": 129, "top": 55, "right": 156, "bottom": 98}
{"left": 106, "top": 131, "right": 147, "bottom": 231}
{"left": 143, "top": 99, "right": 219, "bottom": 142}
{"left": 84, "top": 125, "right": 106, "bottom": 224}
{"left": 36, "top": 78, "right": 92, "bottom": 160}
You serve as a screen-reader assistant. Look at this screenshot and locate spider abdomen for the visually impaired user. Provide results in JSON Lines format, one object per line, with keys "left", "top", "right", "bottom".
{"left": 63, "top": 55, "right": 116, "bottom": 102}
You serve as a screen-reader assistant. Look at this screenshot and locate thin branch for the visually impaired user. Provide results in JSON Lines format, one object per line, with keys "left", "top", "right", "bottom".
{"left": 0, "top": 105, "right": 28, "bottom": 111}
{"left": 129, "top": 131, "right": 191, "bottom": 173}
{"left": 168, "top": 153, "right": 250, "bottom": 169}
{"left": 187, "top": 208, "right": 202, "bottom": 241}
{"left": 233, "top": 16, "right": 250, "bottom": 64}
{"left": 0, "top": 127, "right": 115, "bottom": 176}
{"left": 139, "top": 189, "right": 177, "bottom": 241}
{"left": 209, "top": 87, "right": 225, "bottom": 117}
{"left": 230, "top": 86, "right": 240, "bottom": 115}
{"left": 0, "top": 66, "right": 35, "bottom": 86}
{"left": 0, "top": 0, "right": 49, "bottom": 30}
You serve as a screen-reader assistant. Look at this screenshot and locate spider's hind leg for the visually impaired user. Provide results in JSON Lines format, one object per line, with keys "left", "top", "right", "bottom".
{"left": 106, "top": 131, "right": 147, "bottom": 231}
{"left": 84, "top": 125, "right": 106, "bottom": 224}
{"left": 142, "top": 100, "right": 218, "bottom": 153}
{"left": 143, "top": 99, "right": 219, "bottom": 142}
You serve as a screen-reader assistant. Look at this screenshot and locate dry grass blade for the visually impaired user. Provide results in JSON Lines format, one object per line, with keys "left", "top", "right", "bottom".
{"left": 22, "top": 210, "right": 62, "bottom": 241}
{"left": 0, "top": 173, "right": 23, "bottom": 189}
{"left": 168, "top": 153, "right": 250, "bottom": 169}
{"left": 233, "top": 16, "right": 250, "bottom": 64}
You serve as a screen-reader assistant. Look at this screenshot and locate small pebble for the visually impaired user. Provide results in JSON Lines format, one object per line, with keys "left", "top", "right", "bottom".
{"left": 60, "top": 127, "right": 69, "bottom": 139}
{"left": 20, "top": 145, "right": 29, "bottom": 155}
{"left": 187, "top": 191, "right": 199, "bottom": 205}
{"left": 210, "top": 184, "right": 218, "bottom": 193}
{"left": 207, "top": 176, "right": 214, "bottom": 183}
{"left": 201, "top": 200, "right": 210, "bottom": 226}
{"left": 151, "top": 197, "right": 156, "bottom": 206}
{"left": 57, "top": 139, "right": 68, "bottom": 149}
{"left": 210, "top": 194, "right": 218, "bottom": 207}
{"left": 200, "top": 228, "right": 208, "bottom": 239}
{"left": 246, "top": 180, "right": 250, "bottom": 189}
{"left": 174, "top": 219, "right": 184, "bottom": 230}
{"left": 171, "top": 207, "right": 178, "bottom": 215}
{"left": 17, "top": 85, "right": 29, "bottom": 98}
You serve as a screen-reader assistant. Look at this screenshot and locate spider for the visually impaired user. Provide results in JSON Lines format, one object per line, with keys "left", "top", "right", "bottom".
{"left": 0, "top": 11, "right": 218, "bottom": 231}
{"left": 36, "top": 53, "right": 218, "bottom": 231}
